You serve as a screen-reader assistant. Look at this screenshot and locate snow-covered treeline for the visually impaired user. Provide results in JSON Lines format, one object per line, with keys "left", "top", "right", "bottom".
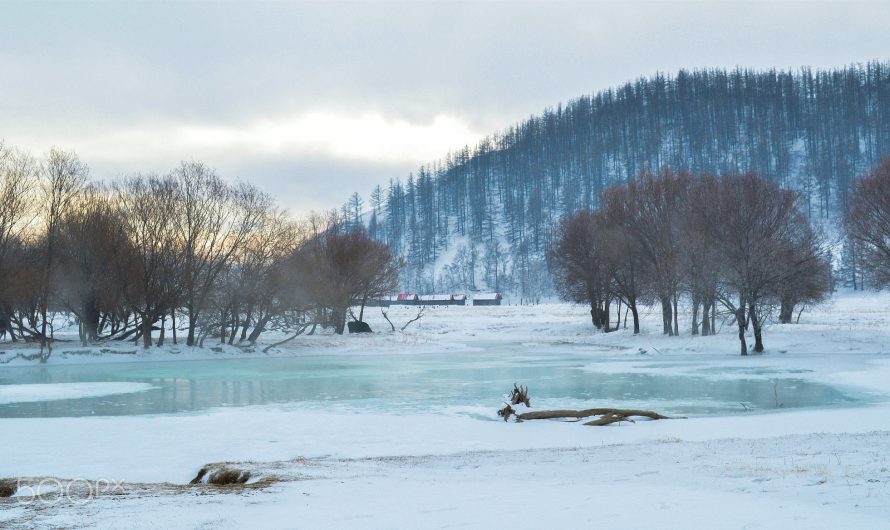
{"left": 347, "top": 62, "right": 890, "bottom": 297}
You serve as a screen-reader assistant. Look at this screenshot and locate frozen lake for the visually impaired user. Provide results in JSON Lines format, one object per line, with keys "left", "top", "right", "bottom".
{"left": 4, "top": 297, "right": 890, "bottom": 530}
{"left": 0, "top": 351, "right": 864, "bottom": 418}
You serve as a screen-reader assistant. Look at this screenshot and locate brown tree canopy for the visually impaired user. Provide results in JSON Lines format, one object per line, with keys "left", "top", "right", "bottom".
{"left": 288, "top": 227, "right": 403, "bottom": 334}
{"left": 846, "top": 157, "right": 890, "bottom": 287}
{"left": 549, "top": 210, "right": 613, "bottom": 330}
{"left": 550, "top": 170, "right": 831, "bottom": 355}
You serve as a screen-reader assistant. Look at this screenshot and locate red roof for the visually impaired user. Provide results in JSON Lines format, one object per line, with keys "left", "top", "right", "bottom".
{"left": 396, "top": 294, "right": 419, "bottom": 301}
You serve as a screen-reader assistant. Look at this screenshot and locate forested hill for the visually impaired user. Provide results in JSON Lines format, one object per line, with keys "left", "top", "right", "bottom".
{"left": 348, "top": 62, "right": 890, "bottom": 299}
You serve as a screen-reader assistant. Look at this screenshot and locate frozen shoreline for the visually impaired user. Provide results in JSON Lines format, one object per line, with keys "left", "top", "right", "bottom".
{"left": 2, "top": 290, "right": 889, "bottom": 367}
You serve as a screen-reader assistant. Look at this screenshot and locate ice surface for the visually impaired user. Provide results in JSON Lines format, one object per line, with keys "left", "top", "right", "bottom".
{"left": 0, "top": 382, "right": 155, "bottom": 405}
{"left": 0, "top": 353, "right": 865, "bottom": 418}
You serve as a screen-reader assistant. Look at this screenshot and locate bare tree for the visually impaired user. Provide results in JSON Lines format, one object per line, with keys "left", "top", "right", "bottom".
{"left": 846, "top": 157, "right": 890, "bottom": 287}
{"left": 289, "top": 222, "right": 403, "bottom": 334}
{"left": 55, "top": 187, "right": 131, "bottom": 345}
{"left": 114, "top": 174, "right": 182, "bottom": 349}
{"left": 608, "top": 170, "right": 689, "bottom": 336}
{"left": 696, "top": 174, "right": 812, "bottom": 354}
{"left": 38, "top": 148, "right": 87, "bottom": 354}
{"left": 205, "top": 204, "right": 301, "bottom": 345}
{"left": 170, "top": 162, "right": 267, "bottom": 346}
{"left": 684, "top": 174, "right": 723, "bottom": 336}
{"left": 775, "top": 216, "right": 831, "bottom": 323}
{"left": 0, "top": 145, "right": 38, "bottom": 339}
{"left": 550, "top": 211, "right": 613, "bottom": 331}
{"left": 600, "top": 186, "right": 656, "bottom": 334}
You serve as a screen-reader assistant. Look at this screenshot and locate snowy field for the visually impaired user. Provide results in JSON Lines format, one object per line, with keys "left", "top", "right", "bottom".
{"left": 2, "top": 291, "right": 890, "bottom": 528}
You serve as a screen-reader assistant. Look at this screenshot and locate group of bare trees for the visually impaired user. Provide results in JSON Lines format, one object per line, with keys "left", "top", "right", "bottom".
{"left": 845, "top": 158, "right": 890, "bottom": 290}
{"left": 0, "top": 143, "right": 402, "bottom": 355}
{"left": 550, "top": 169, "right": 832, "bottom": 355}
{"left": 286, "top": 221, "right": 403, "bottom": 335}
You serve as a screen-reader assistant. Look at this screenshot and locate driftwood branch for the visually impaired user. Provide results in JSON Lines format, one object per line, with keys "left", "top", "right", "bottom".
{"left": 381, "top": 309, "right": 395, "bottom": 332}
{"left": 400, "top": 307, "right": 425, "bottom": 331}
{"left": 495, "top": 385, "right": 680, "bottom": 426}
{"left": 509, "top": 383, "right": 530, "bottom": 407}
{"left": 511, "top": 407, "right": 680, "bottom": 426}
{"left": 262, "top": 324, "right": 310, "bottom": 353}
{"left": 380, "top": 307, "right": 425, "bottom": 332}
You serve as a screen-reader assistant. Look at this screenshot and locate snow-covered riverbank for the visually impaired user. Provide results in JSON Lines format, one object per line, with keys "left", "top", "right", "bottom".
{"left": 8, "top": 431, "right": 887, "bottom": 530}
{"left": 3, "top": 290, "right": 890, "bottom": 365}
{"left": 2, "top": 291, "right": 890, "bottom": 528}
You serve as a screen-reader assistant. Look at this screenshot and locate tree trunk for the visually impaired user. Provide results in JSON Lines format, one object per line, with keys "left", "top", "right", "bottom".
{"left": 97, "top": 312, "right": 108, "bottom": 335}
{"left": 186, "top": 307, "right": 197, "bottom": 347}
{"left": 614, "top": 299, "right": 622, "bottom": 331}
{"left": 81, "top": 296, "right": 100, "bottom": 345}
{"left": 333, "top": 308, "right": 347, "bottom": 335}
{"left": 691, "top": 296, "right": 700, "bottom": 336}
{"left": 749, "top": 299, "right": 764, "bottom": 353}
{"left": 736, "top": 306, "right": 747, "bottom": 356}
{"left": 142, "top": 316, "right": 152, "bottom": 349}
{"left": 659, "top": 295, "right": 673, "bottom": 335}
{"left": 672, "top": 293, "right": 679, "bottom": 336}
{"left": 711, "top": 302, "right": 716, "bottom": 334}
{"left": 630, "top": 302, "right": 640, "bottom": 335}
{"left": 247, "top": 314, "right": 271, "bottom": 343}
{"left": 506, "top": 407, "right": 678, "bottom": 425}
{"left": 359, "top": 295, "right": 368, "bottom": 322}
{"left": 701, "top": 300, "right": 711, "bottom": 336}
{"left": 39, "top": 303, "right": 48, "bottom": 352}
{"left": 588, "top": 288, "right": 604, "bottom": 330}
{"left": 779, "top": 297, "right": 794, "bottom": 324}
{"left": 157, "top": 315, "right": 166, "bottom": 347}
{"left": 171, "top": 309, "right": 177, "bottom": 345}
{"left": 240, "top": 307, "right": 252, "bottom": 342}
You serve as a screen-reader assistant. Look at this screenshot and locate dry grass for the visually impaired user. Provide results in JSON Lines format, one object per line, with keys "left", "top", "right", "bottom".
{"left": 0, "top": 479, "right": 17, "bottom": 497}
{"left": 190, "top": 466, "right": 251, "bottom": 486}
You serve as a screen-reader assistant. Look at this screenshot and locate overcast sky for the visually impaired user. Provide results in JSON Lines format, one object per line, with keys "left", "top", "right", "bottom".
{"left": 2, "top": 1, "right": 889, "bottom": 213}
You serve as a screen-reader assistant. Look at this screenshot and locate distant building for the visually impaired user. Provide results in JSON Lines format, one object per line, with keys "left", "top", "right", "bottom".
{"left": 393, "top": 294, "right": 420, "bottom": 305}
{"left": 420, "top": 294, "right": 469, "bottom": 306}
{"left": 473, "top": 293, "right": 502, "bottom": 306}
{"left": 364, "top": 297, "right": 391, "bottom": 307}
{"left": 392, "top": 293, "right": 473, "bottom": 306}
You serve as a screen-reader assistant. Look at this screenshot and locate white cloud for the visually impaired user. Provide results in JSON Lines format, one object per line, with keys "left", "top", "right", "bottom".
{"left": 176, "top": 112, "right": 483, "bottom": 164}
{"left": 14, "top": 111, "right": 481, "bottom": 173}
{"left": 3, "top": 112, "right": 483, "bottom": 212}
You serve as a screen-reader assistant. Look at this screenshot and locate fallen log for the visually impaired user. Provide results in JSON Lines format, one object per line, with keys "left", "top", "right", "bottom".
{"left": 509, "top": 407, "right": 681, "bottom": 426}
{"left": 496, "top": 385, "right": 681, "bottom": 426}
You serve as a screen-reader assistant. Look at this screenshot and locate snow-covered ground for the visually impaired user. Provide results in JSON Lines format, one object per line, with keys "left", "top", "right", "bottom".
{"left": 2, "top": 291, "right": 890, "bottom": 528}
